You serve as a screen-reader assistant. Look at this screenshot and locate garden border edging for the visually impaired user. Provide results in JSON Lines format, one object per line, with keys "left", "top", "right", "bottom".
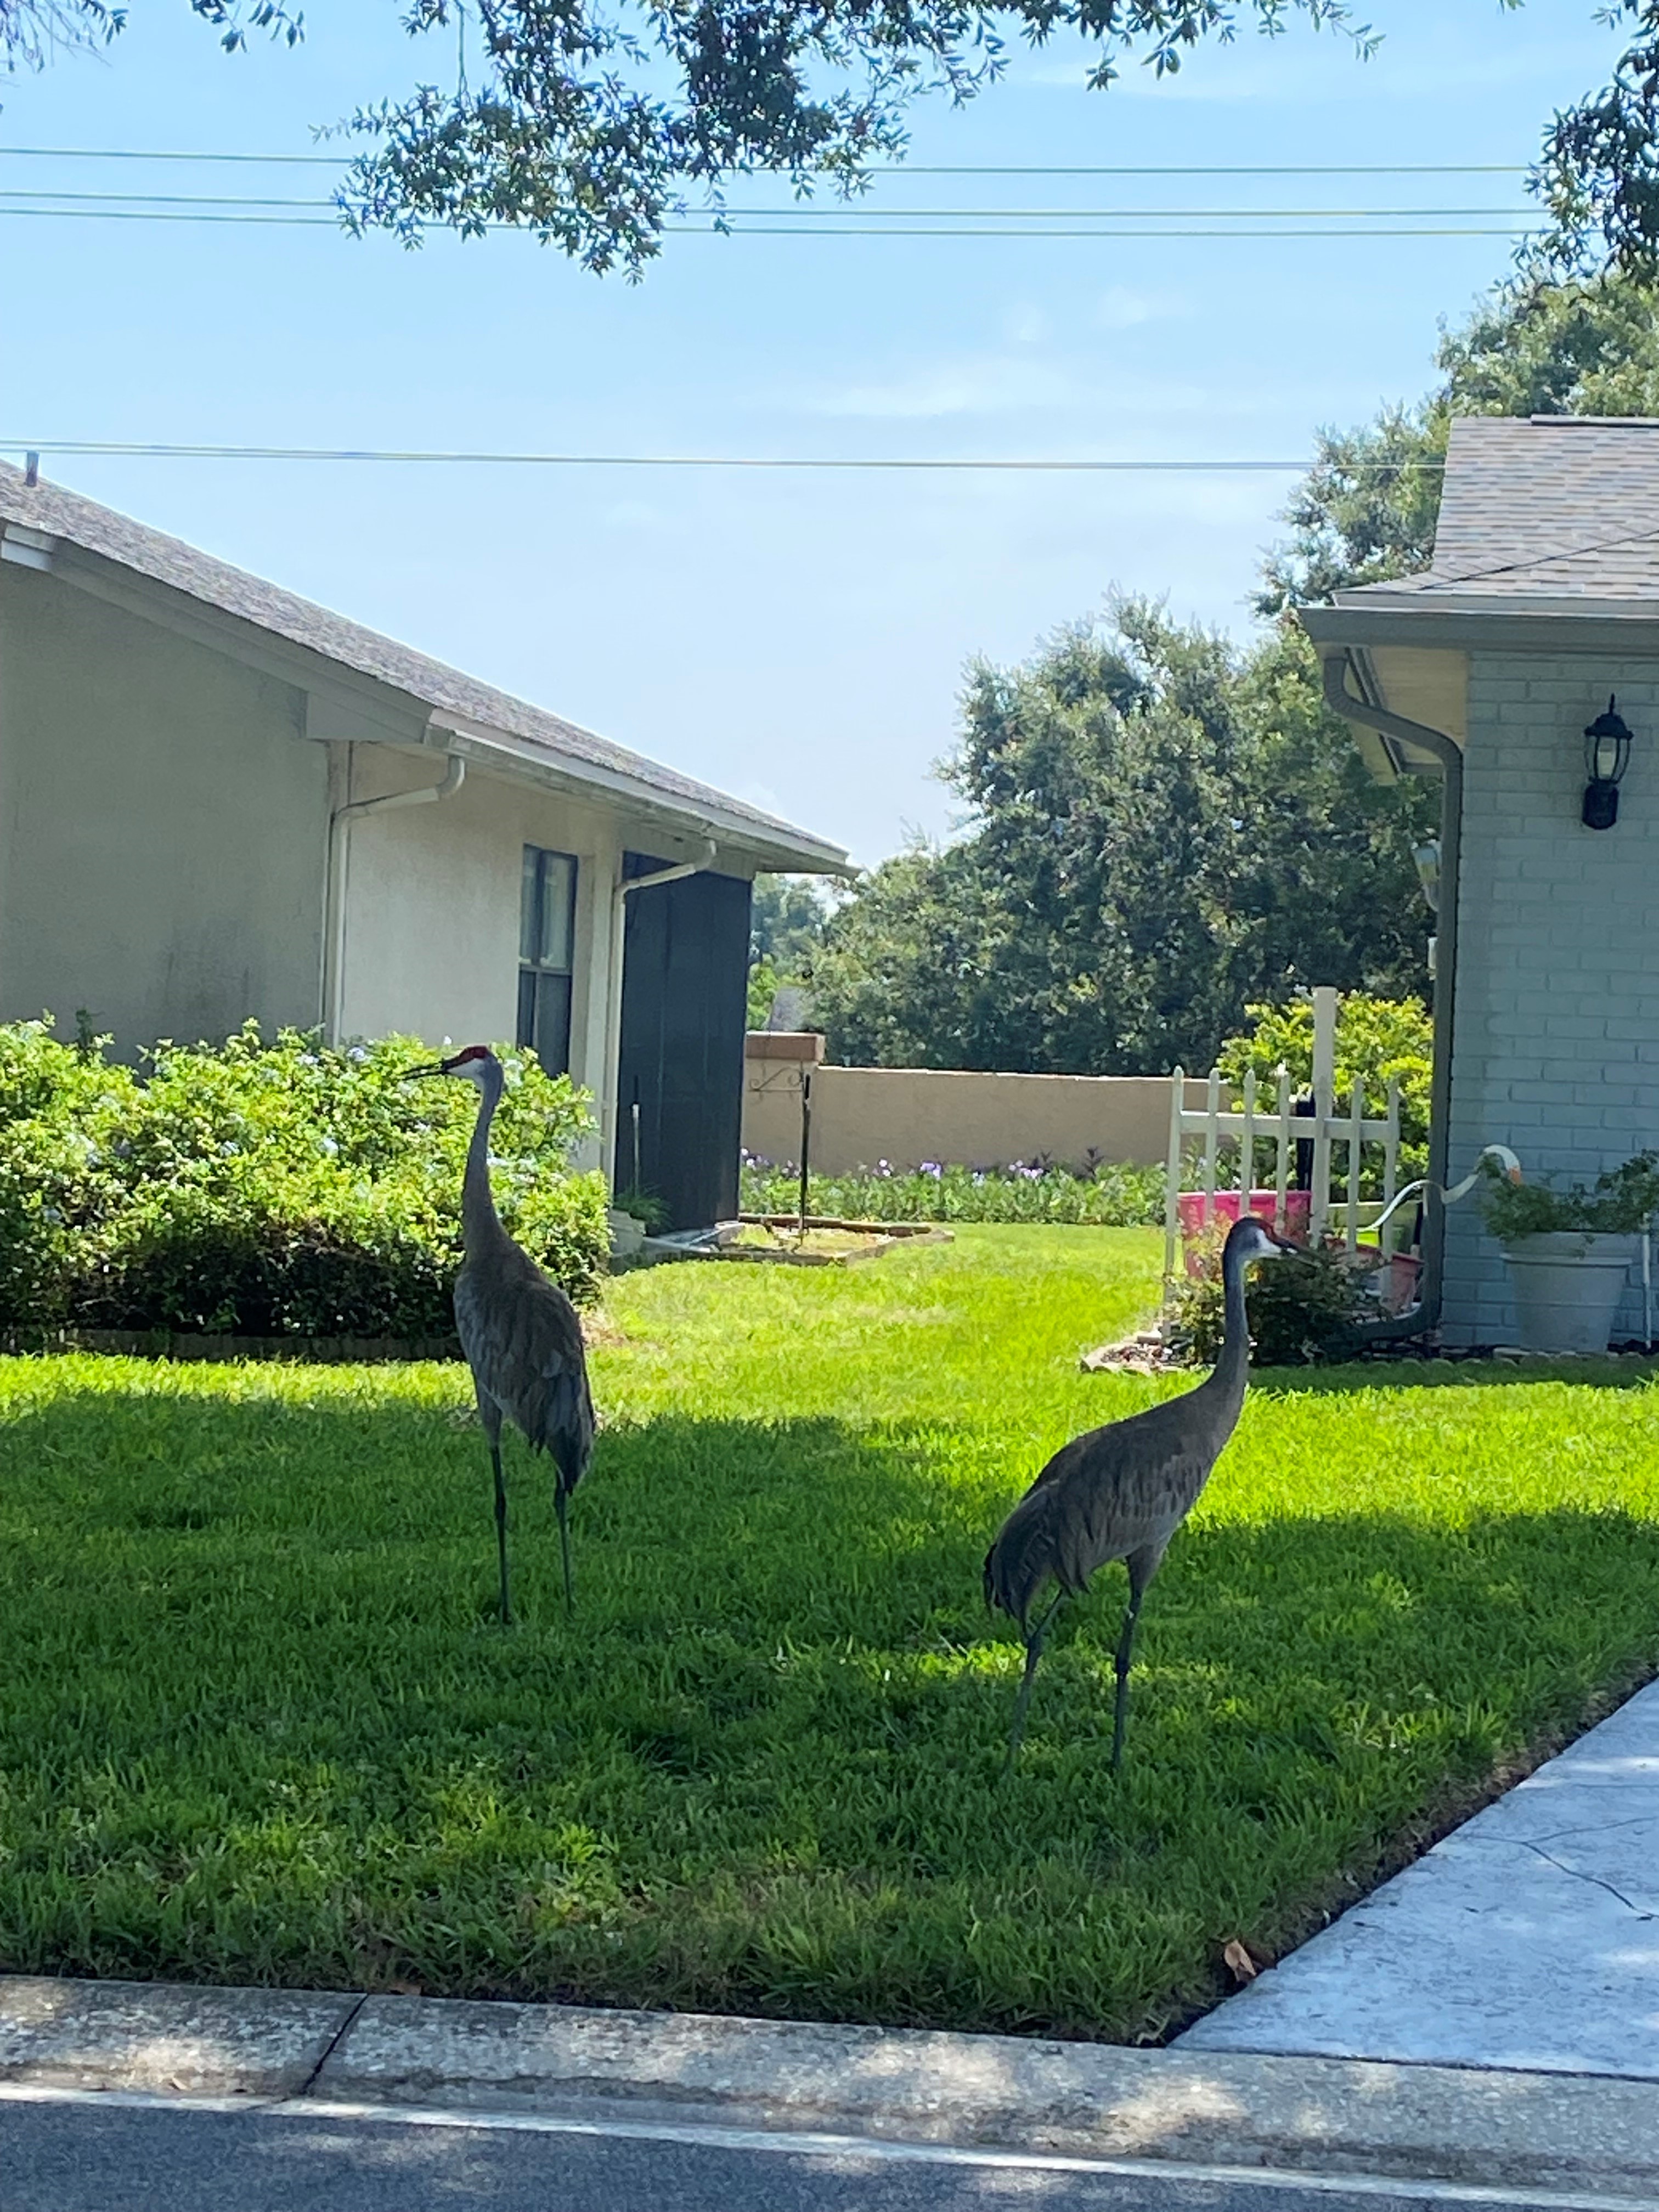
{"left": 5, "top": 1973, "right": 1659, "bottom": 2198}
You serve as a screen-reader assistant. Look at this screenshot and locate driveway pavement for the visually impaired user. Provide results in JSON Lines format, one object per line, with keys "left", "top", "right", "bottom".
{"left": 1178, "top": 1679, "right": 1659, "bottom": 2078}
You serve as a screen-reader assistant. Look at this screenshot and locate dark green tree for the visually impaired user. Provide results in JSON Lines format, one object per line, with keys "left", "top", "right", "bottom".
{"left": 750, "top": 875, "right": 836, "bottom": 973}
{"left": 811, "top": 604, "right": 1435, "bottom": 1075}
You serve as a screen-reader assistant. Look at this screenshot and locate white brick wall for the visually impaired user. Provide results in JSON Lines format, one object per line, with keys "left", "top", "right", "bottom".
{"left": 1441, "top": 652, "right": 1659, "bottom": 1344}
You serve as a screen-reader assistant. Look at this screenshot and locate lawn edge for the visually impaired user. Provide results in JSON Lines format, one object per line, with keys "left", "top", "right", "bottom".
{"left": 5, "top": 1971, "right": 1659, "bottom": 2198}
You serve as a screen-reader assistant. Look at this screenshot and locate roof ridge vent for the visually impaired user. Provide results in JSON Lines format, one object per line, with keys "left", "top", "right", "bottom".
{"left": 1525, "top": 413, "right": 1659, "bottom": 427}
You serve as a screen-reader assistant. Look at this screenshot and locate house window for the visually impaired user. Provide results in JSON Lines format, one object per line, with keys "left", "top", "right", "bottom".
{"left": 518, "top": 846, "right": 578, "bottom": 1076}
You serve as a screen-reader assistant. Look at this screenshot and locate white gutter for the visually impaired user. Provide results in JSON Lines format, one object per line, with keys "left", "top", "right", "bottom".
{"left": 599, "top": 839, "right": 719, "bottom": 1187}
{"left": 321, "top": 751, "right": 467, "bottom": 1043}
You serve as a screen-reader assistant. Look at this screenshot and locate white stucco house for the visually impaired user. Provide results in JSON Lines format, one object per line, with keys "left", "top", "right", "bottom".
{"left": 0, "top": 460, "right": 848, "bottom": 1228}
{"left": 1305, "top": 415, "right": 1659, "bottom": 1345}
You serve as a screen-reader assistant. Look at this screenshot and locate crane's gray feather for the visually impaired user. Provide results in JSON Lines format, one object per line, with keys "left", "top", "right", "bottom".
{"left": 983, "top": 1376, "right": 1241, "bottom": 1630}
{"left": 455, "top": 1242, "right": 594, "bottom": 1498}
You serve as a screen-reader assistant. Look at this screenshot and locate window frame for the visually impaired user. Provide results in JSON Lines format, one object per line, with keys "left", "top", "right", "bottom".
{"left": 517, "top": 845, "right": 579, "bottom": 1076}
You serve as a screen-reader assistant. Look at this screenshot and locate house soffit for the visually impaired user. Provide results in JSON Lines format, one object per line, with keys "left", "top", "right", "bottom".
{"left": 1363, "top": 645, "right": 1469, "bottom": 748}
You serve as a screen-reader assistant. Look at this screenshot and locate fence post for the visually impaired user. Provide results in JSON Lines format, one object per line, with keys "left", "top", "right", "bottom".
{"left": 1384, "top": 1074, "right": 1400, "bottom": 1232}
{"left": 1346, "top": 1078, "right": 1364, "bottom": 1254}
{"left": 1203, "top": 1067, "right": 1221, "bottom": 1230}
{"left": 1164, "top": 1066, "right": 1184, "bottom": 1296}
{"left": 1241, "top": 1067, "right": 1257, "bottom": 1213}
{"left": 1274, "top": 1060, "right": 1292, "bottom": 1235}
{"left": 1311, "top": 986, "right": 1338, "bottom": 1240}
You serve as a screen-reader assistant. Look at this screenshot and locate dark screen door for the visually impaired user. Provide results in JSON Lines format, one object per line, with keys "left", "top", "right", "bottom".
{"left": 616, "top": 860, "right": 751, "bottom": 1229}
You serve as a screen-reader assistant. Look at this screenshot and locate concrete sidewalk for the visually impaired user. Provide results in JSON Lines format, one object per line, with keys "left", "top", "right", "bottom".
{"left": 1178, "top": 1677, "right": 1659, "bottom": 2079}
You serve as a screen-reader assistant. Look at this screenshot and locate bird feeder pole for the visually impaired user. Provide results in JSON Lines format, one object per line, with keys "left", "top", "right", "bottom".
{"left": 797, "top": 1066, "right": 813, "bottom": 1240}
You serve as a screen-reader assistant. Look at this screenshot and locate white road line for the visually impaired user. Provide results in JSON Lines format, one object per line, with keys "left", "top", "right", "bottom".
{"left": 2, "top": 2081, "right": 1656, "bottom": 2211}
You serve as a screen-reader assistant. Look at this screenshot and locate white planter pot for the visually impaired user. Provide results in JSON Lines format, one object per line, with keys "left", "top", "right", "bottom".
{"left": 607, "top": 1208, "right": 646, "bottom": 1259}
{"left": 1501, "top": 1232, "right": 1640, "bottom": 1354}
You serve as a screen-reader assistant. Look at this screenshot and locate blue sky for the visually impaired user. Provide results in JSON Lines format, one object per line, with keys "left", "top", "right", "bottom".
{"left": 0, "top": 0, "right": 1620, "bottom": 864}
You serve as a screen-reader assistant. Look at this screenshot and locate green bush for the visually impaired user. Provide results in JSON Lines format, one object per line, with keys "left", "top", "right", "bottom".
{"left": 1216, "top": 993, "right": 1433, "bottom": 1192}
{"left": 0, "top": 1020, "right": 608, "bottom": 1337}
{"left": 0, "top": 1023, "right": 138, "bottom": 1323}
{"left": 739, "top": 1153, "right": 1164, "bottom": 1227}
{"left": 1172, "top": 1231, "right": 1381, "bottom": 1366}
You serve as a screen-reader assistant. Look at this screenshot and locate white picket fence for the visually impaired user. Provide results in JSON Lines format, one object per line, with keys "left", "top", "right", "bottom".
{"left": 1163, "top": 987, "right": 1403, "bottom": 1294}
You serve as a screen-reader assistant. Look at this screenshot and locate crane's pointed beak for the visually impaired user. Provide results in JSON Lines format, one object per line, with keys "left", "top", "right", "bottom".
{"left": 404, "top": 1061, "right": 448, "bottom": 1081}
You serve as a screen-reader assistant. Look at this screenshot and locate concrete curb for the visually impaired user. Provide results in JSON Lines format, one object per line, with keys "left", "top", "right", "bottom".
{"left": 7, "top": 1972, "right": 1659, "bottom": 2200}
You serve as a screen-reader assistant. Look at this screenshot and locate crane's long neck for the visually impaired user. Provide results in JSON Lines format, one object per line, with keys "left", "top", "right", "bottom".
{"left": 461, "top": 1063, "right": 508, "bottom": 1256}
{"left": 1203, "top": 1240, "right": 1256, "bottom": 1415}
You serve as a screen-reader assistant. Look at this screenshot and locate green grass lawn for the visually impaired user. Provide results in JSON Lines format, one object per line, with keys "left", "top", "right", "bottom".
{"left": 5, "top": 1223, "right": 1659, "bottom": 2042}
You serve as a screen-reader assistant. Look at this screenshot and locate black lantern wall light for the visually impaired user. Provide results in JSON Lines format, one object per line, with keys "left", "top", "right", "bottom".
{"left": 1583, "top": 696, "right": 1635, "bottom": 830}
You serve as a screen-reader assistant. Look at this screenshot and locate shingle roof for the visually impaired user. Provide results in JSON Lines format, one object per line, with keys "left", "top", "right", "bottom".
{"left": 0, "top": 460, "right": 847, "bottom": 870}
{"left": 1349, "top": 416, "right": 1659, "bottom": 602}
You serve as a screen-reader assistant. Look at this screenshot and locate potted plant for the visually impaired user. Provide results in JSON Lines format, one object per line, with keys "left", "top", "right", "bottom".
{"left": 607, "top": 1185, "right": 669, "bottom": 1260}
{"left": 1479, "top": 1151, "right": 1659, "bottom": 1353}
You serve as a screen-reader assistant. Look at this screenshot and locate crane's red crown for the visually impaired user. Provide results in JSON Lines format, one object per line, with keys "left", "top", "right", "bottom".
{"left": 442, "top": 1046, "right": 493, "bottom": 1071}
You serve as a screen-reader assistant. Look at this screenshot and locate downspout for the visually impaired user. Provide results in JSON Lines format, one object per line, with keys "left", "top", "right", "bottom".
{"left": 1321, "top": 652, "right": 1461, "bottom": 1344}
{"left": 322, "top": 752, "right": 466, "bottom": 1043}
{"left": 600, "top": 838, "right": 719, "bottom": 1188}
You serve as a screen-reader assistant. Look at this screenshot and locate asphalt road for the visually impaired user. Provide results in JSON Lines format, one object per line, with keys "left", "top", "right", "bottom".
{"left": 0, "top": 2094, "right": 1603, "bottom": 2212}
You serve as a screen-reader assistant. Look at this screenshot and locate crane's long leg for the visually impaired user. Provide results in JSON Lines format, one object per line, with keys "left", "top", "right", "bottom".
{"left": 555, "top": 1486, "right": 574, "bottom": 1617}
{"left": 491, "top": 1441, "right": 512, "bottom": 1626}
{"left": 1005, "top": 1592, "right": 1065, "bottom": 1775}
{"left": 1109, "top": 1584, "right": 1146, "bottom": 1776}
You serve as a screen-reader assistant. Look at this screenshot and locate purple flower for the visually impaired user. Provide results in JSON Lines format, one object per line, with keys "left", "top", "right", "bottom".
{"left": 919, "top": 1161, "right": 943, "bottom": 1179}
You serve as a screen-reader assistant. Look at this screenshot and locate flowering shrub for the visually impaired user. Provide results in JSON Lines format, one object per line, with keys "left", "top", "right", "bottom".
{"left": 739, "top": 1152, "right": 1163, "bottom": 1227}
{"left": 0, "top": 1020, "right": 608, "bottom": 1336}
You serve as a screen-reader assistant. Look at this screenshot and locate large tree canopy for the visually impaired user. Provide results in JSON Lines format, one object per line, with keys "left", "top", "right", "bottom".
{"left": 18, "top": 0, "right": 1659, "bottom": 274}
{"left": 1, "top": 0, "right": 1369, "bottom": 271}
{"left": 809, "top": 604, "right": 1436, "bottom": 1075}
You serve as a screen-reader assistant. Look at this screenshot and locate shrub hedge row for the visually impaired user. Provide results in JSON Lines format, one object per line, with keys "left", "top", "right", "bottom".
{"left": 0, "top": 1021, "right": 609, "bottom": 1338}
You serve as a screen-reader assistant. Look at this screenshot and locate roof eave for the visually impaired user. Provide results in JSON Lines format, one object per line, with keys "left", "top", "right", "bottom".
{"left": 425, "top": 710, "right": 853, "bottom": 876}
{"left": 1301, "top": 596, "right": 1659, "bottom": 654}
{"left": 20, "top": 524, "right": 850, "bottom": 878}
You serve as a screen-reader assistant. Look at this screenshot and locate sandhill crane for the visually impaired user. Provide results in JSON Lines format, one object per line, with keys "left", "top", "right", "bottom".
{"left": 410, "top": 1045, "right": 595, "bottom": 1622}
{"left": 984, "top": 1214, "right": 1292, "bottom": 1774}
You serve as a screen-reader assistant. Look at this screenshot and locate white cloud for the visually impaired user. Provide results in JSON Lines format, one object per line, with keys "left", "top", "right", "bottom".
{"left": 1006, "top": 303, "right": 1051, "bottom": 345}
{"left": 804, "top": 354, "right": 1078, "bottom": 419}
{"left": 1093, "top": 285, "right": 1189, "bottom": 330}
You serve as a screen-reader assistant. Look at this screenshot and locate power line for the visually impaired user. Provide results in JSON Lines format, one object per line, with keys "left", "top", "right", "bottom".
{"left": 0, "top": 145, "right": 1529, "bottom": 177}
{"left": 2, "top": 441, "right": 1449, "bottom": 470}
{"left": 0, "top": 207, "right": 1536, "bottom": 236}
{"left": 0, "top": 189, "right": 1537, "bottom": 218}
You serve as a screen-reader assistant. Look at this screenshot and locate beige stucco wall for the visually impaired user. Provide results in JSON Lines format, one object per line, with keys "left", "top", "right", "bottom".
{"left": 337, "top": 751, "right": 722, "bottom": 1172}
{"left": 0, "top": 563, "right": 327, "bottom": 1053}
{"left": 742, "top": 1057, "right": 1194, "bottom": 1173}
{"left": 337, "top": 754, "right": 624, "bottom": 1059}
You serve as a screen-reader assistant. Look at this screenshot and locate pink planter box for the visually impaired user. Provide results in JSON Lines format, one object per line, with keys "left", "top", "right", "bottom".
{"left": 1177, "top": 1189, "right": 1311, "bottom": 1274}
